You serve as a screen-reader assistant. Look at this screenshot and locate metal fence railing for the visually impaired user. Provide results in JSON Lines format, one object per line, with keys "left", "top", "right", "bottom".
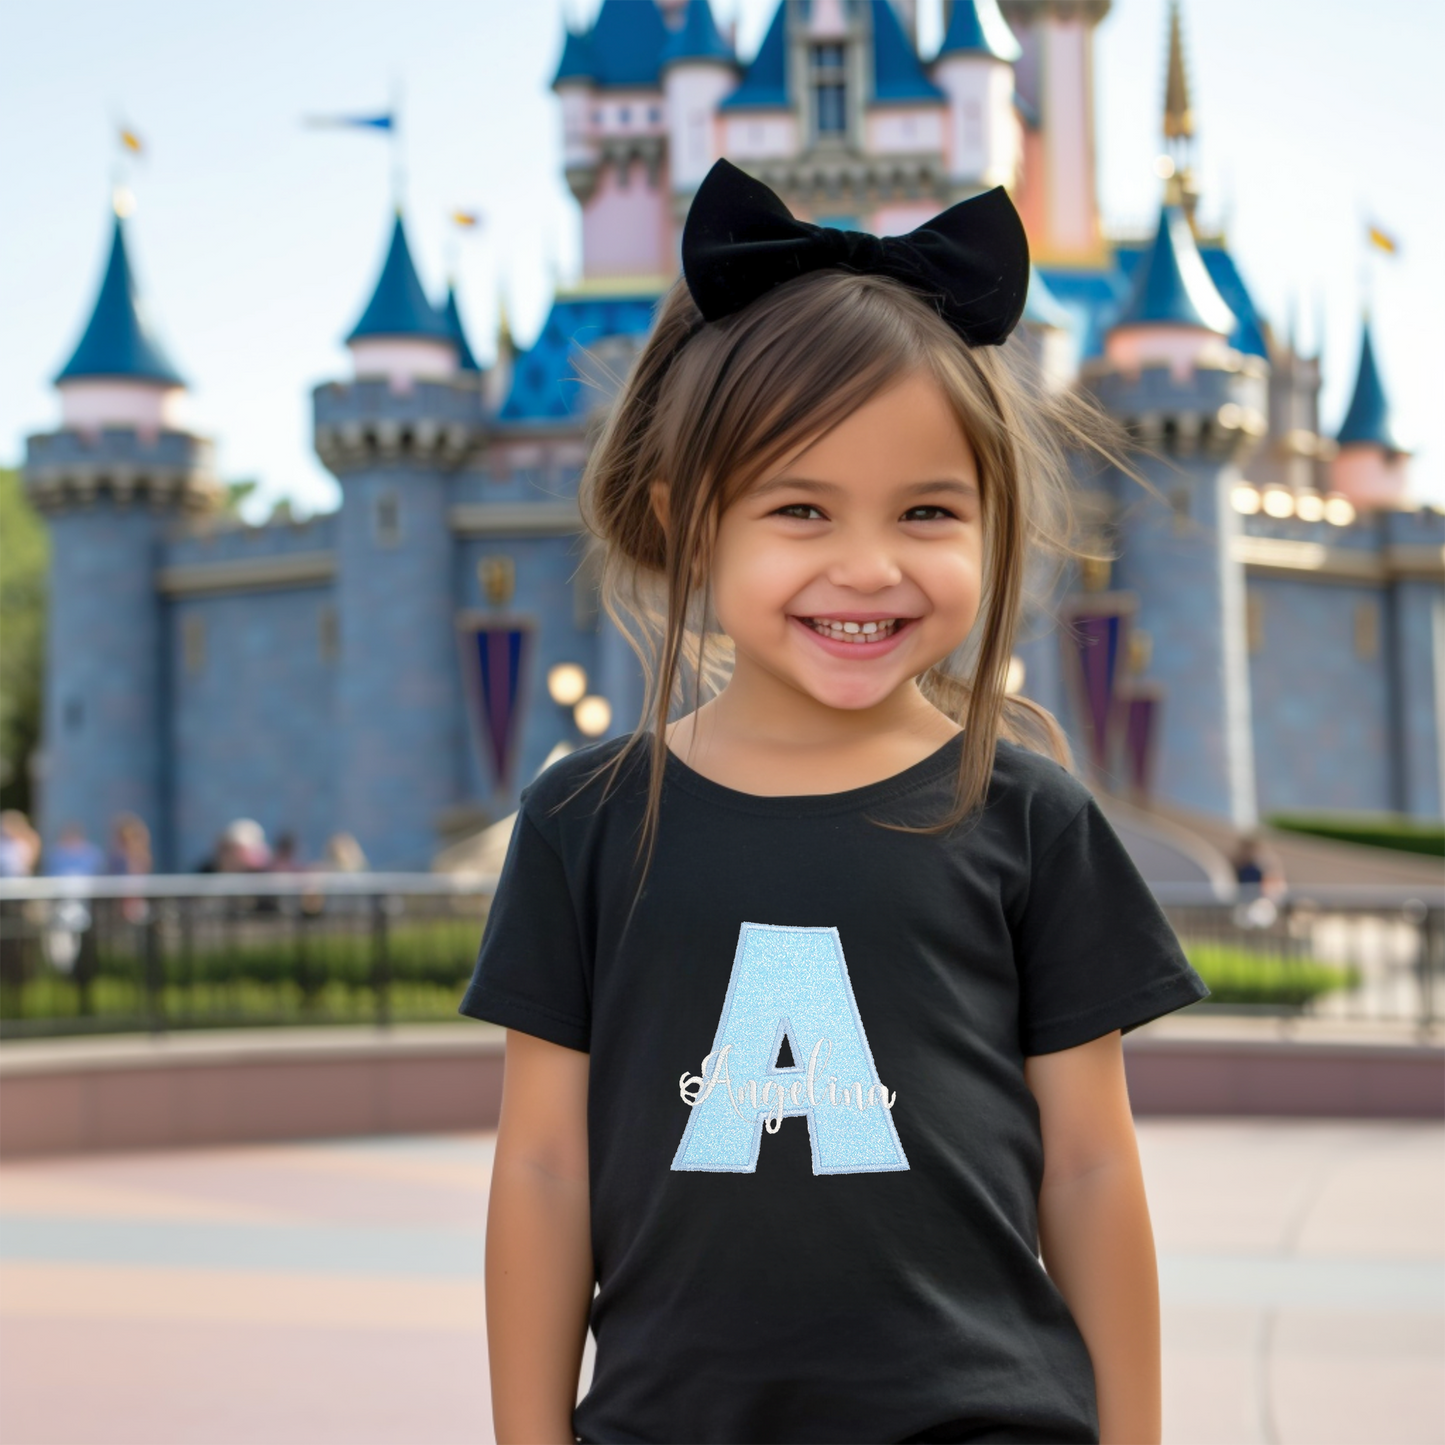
{"left": 1153, "top": 882, "right": 1443, "bottom": 1031}
{"left": 0, "top": 873, "right": 497, "bottom": 1040}
{"left": 0, "top": 876, "right": 1441, "bottom": 1040}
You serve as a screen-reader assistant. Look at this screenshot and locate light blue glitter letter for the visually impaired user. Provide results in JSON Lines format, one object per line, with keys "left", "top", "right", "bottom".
{"left": 672, "top": 923, "right": 909, "bottom": 1175}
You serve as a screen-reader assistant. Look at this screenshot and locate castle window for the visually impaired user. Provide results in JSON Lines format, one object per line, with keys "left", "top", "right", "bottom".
{"left": 63, "top": 697, "right": 83, "bottom": 733}
{"left": 373, "top": 490, "right": 401, "bottom": 547}
{"left": 619, "top": 106, "right": 631, "bottom": 124}
{"left": 318, "top": 604, "right": 340, "bottom": 664}
{"left": 648, "top": 106, "right": 661, "bottom": 123}
{"left": 182, "top": 615, "right": 206, "bottom": 675}
{"left": 1354, "top": 599, "right": 1380, "bottom": 661}
{"left": 811, "top": 43, "right": 847, "bottom": 139}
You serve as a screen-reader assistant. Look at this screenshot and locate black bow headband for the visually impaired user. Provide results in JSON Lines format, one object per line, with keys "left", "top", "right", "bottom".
{"left": 680, "top": 158, "right": 1030, "bottom": 347}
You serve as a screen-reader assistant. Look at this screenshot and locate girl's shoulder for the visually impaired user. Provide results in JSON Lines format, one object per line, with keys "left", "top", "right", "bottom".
{"left": 518, "top": 733, "right": 643, "bottom": 833}
{"left": 988, "top": 736, "right": 1099, "bottom": 856}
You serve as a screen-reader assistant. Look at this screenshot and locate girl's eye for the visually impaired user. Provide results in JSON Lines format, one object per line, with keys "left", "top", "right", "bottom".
{"left": 902, "top": 505, "right": 959, "bottom": 522}
{"left": 774, "top": 503, "right": 825, "bottom": 520}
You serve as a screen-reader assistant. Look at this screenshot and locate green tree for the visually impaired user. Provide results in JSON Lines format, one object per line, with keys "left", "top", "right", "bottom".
{"left": 0, "top": 467, "right": 48, "bottom": 816}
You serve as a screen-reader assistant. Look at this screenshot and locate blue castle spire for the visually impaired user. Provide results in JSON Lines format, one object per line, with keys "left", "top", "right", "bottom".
{"left": 721, "top": 3, "right": 788, "bottom": 108}
{"left": 661, "top": 0, "right": 736, "bottom": 69}
{"left": 346, "top": 213, "right": 452, "bottom": 344}
{"left": 871, "top": 0, "right": 946, "bottom": 100}
{"left": 1336, "top": 319, "right": 1402, "bottom": 452}
{"left": 1113, "top": 204, "right": 1236, "bottom": 335}
{"left": 592, "top": 0, "right": 669, "bottom": 86}
{"left": 936, "top": 0, "right": 1022, "bottom": 62}
{"left": 553, "top": 25, "right": 595, "bottom": 85}
{"left": 56, "top": 211, "right": 184, "bottom": 386}
{"left": 442, "top": 284, "right": 481, "bottom": 372}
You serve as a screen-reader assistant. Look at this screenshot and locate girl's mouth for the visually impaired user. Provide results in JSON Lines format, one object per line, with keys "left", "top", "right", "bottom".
{"left": 791, "top": 615, "right": 918, "bottom": 658}
{"left": 803, "top": 615, "right": 901, "bottom": 644}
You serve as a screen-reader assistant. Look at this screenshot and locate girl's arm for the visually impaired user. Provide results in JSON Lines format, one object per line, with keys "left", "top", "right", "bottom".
{"left": 487, "top": 1029, "right": 593, "bottom": 1445}
{"left": 1023, "top": 1030, "right": 1161, "bottom": 1445}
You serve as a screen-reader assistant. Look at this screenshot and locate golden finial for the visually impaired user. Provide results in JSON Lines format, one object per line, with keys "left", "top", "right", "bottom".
{"left": 1163, "top": 0, "right": 1194, "bottom": 143}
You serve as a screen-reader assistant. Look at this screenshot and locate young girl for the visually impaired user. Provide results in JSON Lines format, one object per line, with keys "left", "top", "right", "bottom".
{"left": 461, "top": 160, "right": 1209, "bottom": 1445}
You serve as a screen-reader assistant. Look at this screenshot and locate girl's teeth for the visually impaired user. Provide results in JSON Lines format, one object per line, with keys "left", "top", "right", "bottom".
{"left": 806, "top": 618, "right": 902, "bottom": 644}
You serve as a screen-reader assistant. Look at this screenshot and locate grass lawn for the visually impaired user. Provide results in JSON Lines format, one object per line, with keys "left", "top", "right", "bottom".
{"left": 1182, "top": 941, "right": 1360, "bottom": 1007}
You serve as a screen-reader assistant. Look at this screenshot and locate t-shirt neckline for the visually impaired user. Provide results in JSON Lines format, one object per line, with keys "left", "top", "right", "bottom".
{"left": 652, "top": 727, "right": 965, "bottom": 816}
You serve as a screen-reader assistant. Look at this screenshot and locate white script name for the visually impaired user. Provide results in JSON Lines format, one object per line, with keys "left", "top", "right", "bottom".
{"left": 677, "top": 1037, "right": 898, "bottom": 1134}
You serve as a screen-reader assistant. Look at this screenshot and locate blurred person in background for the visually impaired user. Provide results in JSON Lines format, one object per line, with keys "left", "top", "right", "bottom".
{"left": 268, "top": 830, "right": 304, "bottom": 872}
{"left": 1231, "top": 830, "right": 1286, "bottom": 928}
{"left": 322, "top": 832, "right": 367, "bottom": 872}
{"left": 46, "top": 822, "right": 105, "bottom": 876}
{"left": 105, "top": 812, "right": 152, "bottom": 876}
{"left": 219, "top": 818, "right": 272, "bottom": 872}
{"left": 0, "top": 810, "right": 41, "bottom": 877}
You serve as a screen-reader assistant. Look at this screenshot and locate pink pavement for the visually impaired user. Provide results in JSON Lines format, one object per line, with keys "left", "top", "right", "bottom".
{"left": 1, "top": 1123, "right": 1441, "bottom": 1445}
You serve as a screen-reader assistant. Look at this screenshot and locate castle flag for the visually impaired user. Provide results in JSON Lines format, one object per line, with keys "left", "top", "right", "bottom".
{"left": 303, "top": 113, "right": 395, "bottom": 132}
{"left": 1367, "top": 223, "right": 1399, "bottom": 256}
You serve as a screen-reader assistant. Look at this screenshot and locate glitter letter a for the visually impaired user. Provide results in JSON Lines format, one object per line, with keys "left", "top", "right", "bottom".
{"left": 672, "top": 922, "right": 909, "bottom": 1175}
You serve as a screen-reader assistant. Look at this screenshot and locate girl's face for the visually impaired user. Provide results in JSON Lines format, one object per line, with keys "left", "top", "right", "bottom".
{"left": 707, "top": 368, "right": 984, "bottom": 717}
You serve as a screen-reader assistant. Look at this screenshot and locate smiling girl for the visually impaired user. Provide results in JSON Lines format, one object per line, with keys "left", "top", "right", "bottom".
{"left": 461, "top": 160, "right": 1209, "bottom": 1445}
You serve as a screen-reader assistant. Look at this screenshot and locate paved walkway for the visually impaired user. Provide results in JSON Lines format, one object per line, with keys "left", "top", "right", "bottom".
{"left": 1, "top": 1122, "right": 1440, "bottom": 1444}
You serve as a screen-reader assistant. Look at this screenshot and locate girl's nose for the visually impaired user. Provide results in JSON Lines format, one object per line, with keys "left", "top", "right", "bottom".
{"left": 825, "top": 545, "right": 904, "bottom": 592}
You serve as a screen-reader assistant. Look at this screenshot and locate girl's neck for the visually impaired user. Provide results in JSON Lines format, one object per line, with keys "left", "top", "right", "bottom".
{"left": 665, "top": 671, "right": 961, "bottom": 797}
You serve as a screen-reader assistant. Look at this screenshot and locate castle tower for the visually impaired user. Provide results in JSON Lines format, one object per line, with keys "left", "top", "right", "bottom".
{"left": 661, "top": 0, "right": 739, "bottom": 207}
{"left": 999, "top": 0, "right": 1110, "bottom": 264}
{"left": 441, "top": 281, "right": 482, "bottom": 373}
{"left": 1086, "top": 201, "right": 1267, "bottom": 827}
{"left": 930, "top": 0, "right": 1022, "bottom": 195}
{"left": 23, "top": 203, "right": 218, "bottom": 867}
{"left": 313, "top": 210, "right": 485, "bottom": 868}
{"left": 552, "top": 0, "right": 675, "bottom": 284}
{"left": 1330, "top": 319, "right": 1410, "bottom": 510}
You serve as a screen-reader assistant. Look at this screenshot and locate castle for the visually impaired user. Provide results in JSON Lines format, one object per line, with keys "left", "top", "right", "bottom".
{"left": 23, "top": 0, "right": 1444, "bottom": 871}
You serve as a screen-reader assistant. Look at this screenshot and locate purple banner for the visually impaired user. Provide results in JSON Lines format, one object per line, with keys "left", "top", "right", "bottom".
{"left": 464, "top": 625, "right": 530, "bottom": 791}
{"left": 1067, "top": 607, "right": 1131, "bottom": 775}
{"left": 1122, "top": 688, "right": 1162, "bottom": 796}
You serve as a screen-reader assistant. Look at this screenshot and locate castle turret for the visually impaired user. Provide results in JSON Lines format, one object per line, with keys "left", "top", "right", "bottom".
{"left": 441, "top": 282, "right": 482, "bottom": 373}
{"left": 554, "top": 25, "right": 600, "bottom": 207}
{"left": 661, "top": 0, "right": 739, "bottom": 205}
{"left": 1330, "top": 319, "right": 1410, "bottom": 510}
{"left": 551, "top": 0, "right": 673, "bottom": 283}
{"left": 1000, "top": 0, "right": 1110, "bottom": 264}
{"left": 345, "top": 212, "right": 458, "bottom": 391}
{"left": 930, "top": 0, "right": 1021, "bottom": 195}
{"left": 1105, "top": 203, "right": 1237, "bottom": 379}
{"left": 313, "top": 209, "right": 484, "bottom": 868}
{"left": 24, "top": 201, "right": 218, "bottom": 867}
{"left": 1085, "top": 199, "right": 1267, "bottom": 828}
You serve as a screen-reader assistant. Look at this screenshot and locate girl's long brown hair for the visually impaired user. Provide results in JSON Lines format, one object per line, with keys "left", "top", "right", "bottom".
{"left": 551, "top": 267, "right": 1135, "bottom": 902}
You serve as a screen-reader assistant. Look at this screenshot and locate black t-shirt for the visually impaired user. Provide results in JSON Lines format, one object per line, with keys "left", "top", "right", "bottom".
{"left": 459, "top": 729, "right": 1209, "bottom": 1445}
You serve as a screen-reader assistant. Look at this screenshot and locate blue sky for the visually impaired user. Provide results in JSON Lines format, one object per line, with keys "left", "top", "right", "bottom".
{"left": 3, "top": 0, "right": 1440, "bottom": 516}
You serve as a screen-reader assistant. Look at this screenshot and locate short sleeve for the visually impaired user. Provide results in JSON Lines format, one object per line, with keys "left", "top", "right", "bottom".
{"left": 457, "top": 799, "right": 591, "bottom": 1053}
{"left": 1013, "top": 794, "right": 1210, "bottom": 1056}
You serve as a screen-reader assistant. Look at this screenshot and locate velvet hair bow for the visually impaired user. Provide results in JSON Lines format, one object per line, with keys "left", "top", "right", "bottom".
{"left": 680, "top": 158, "right": 1030, "bottom": 347}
